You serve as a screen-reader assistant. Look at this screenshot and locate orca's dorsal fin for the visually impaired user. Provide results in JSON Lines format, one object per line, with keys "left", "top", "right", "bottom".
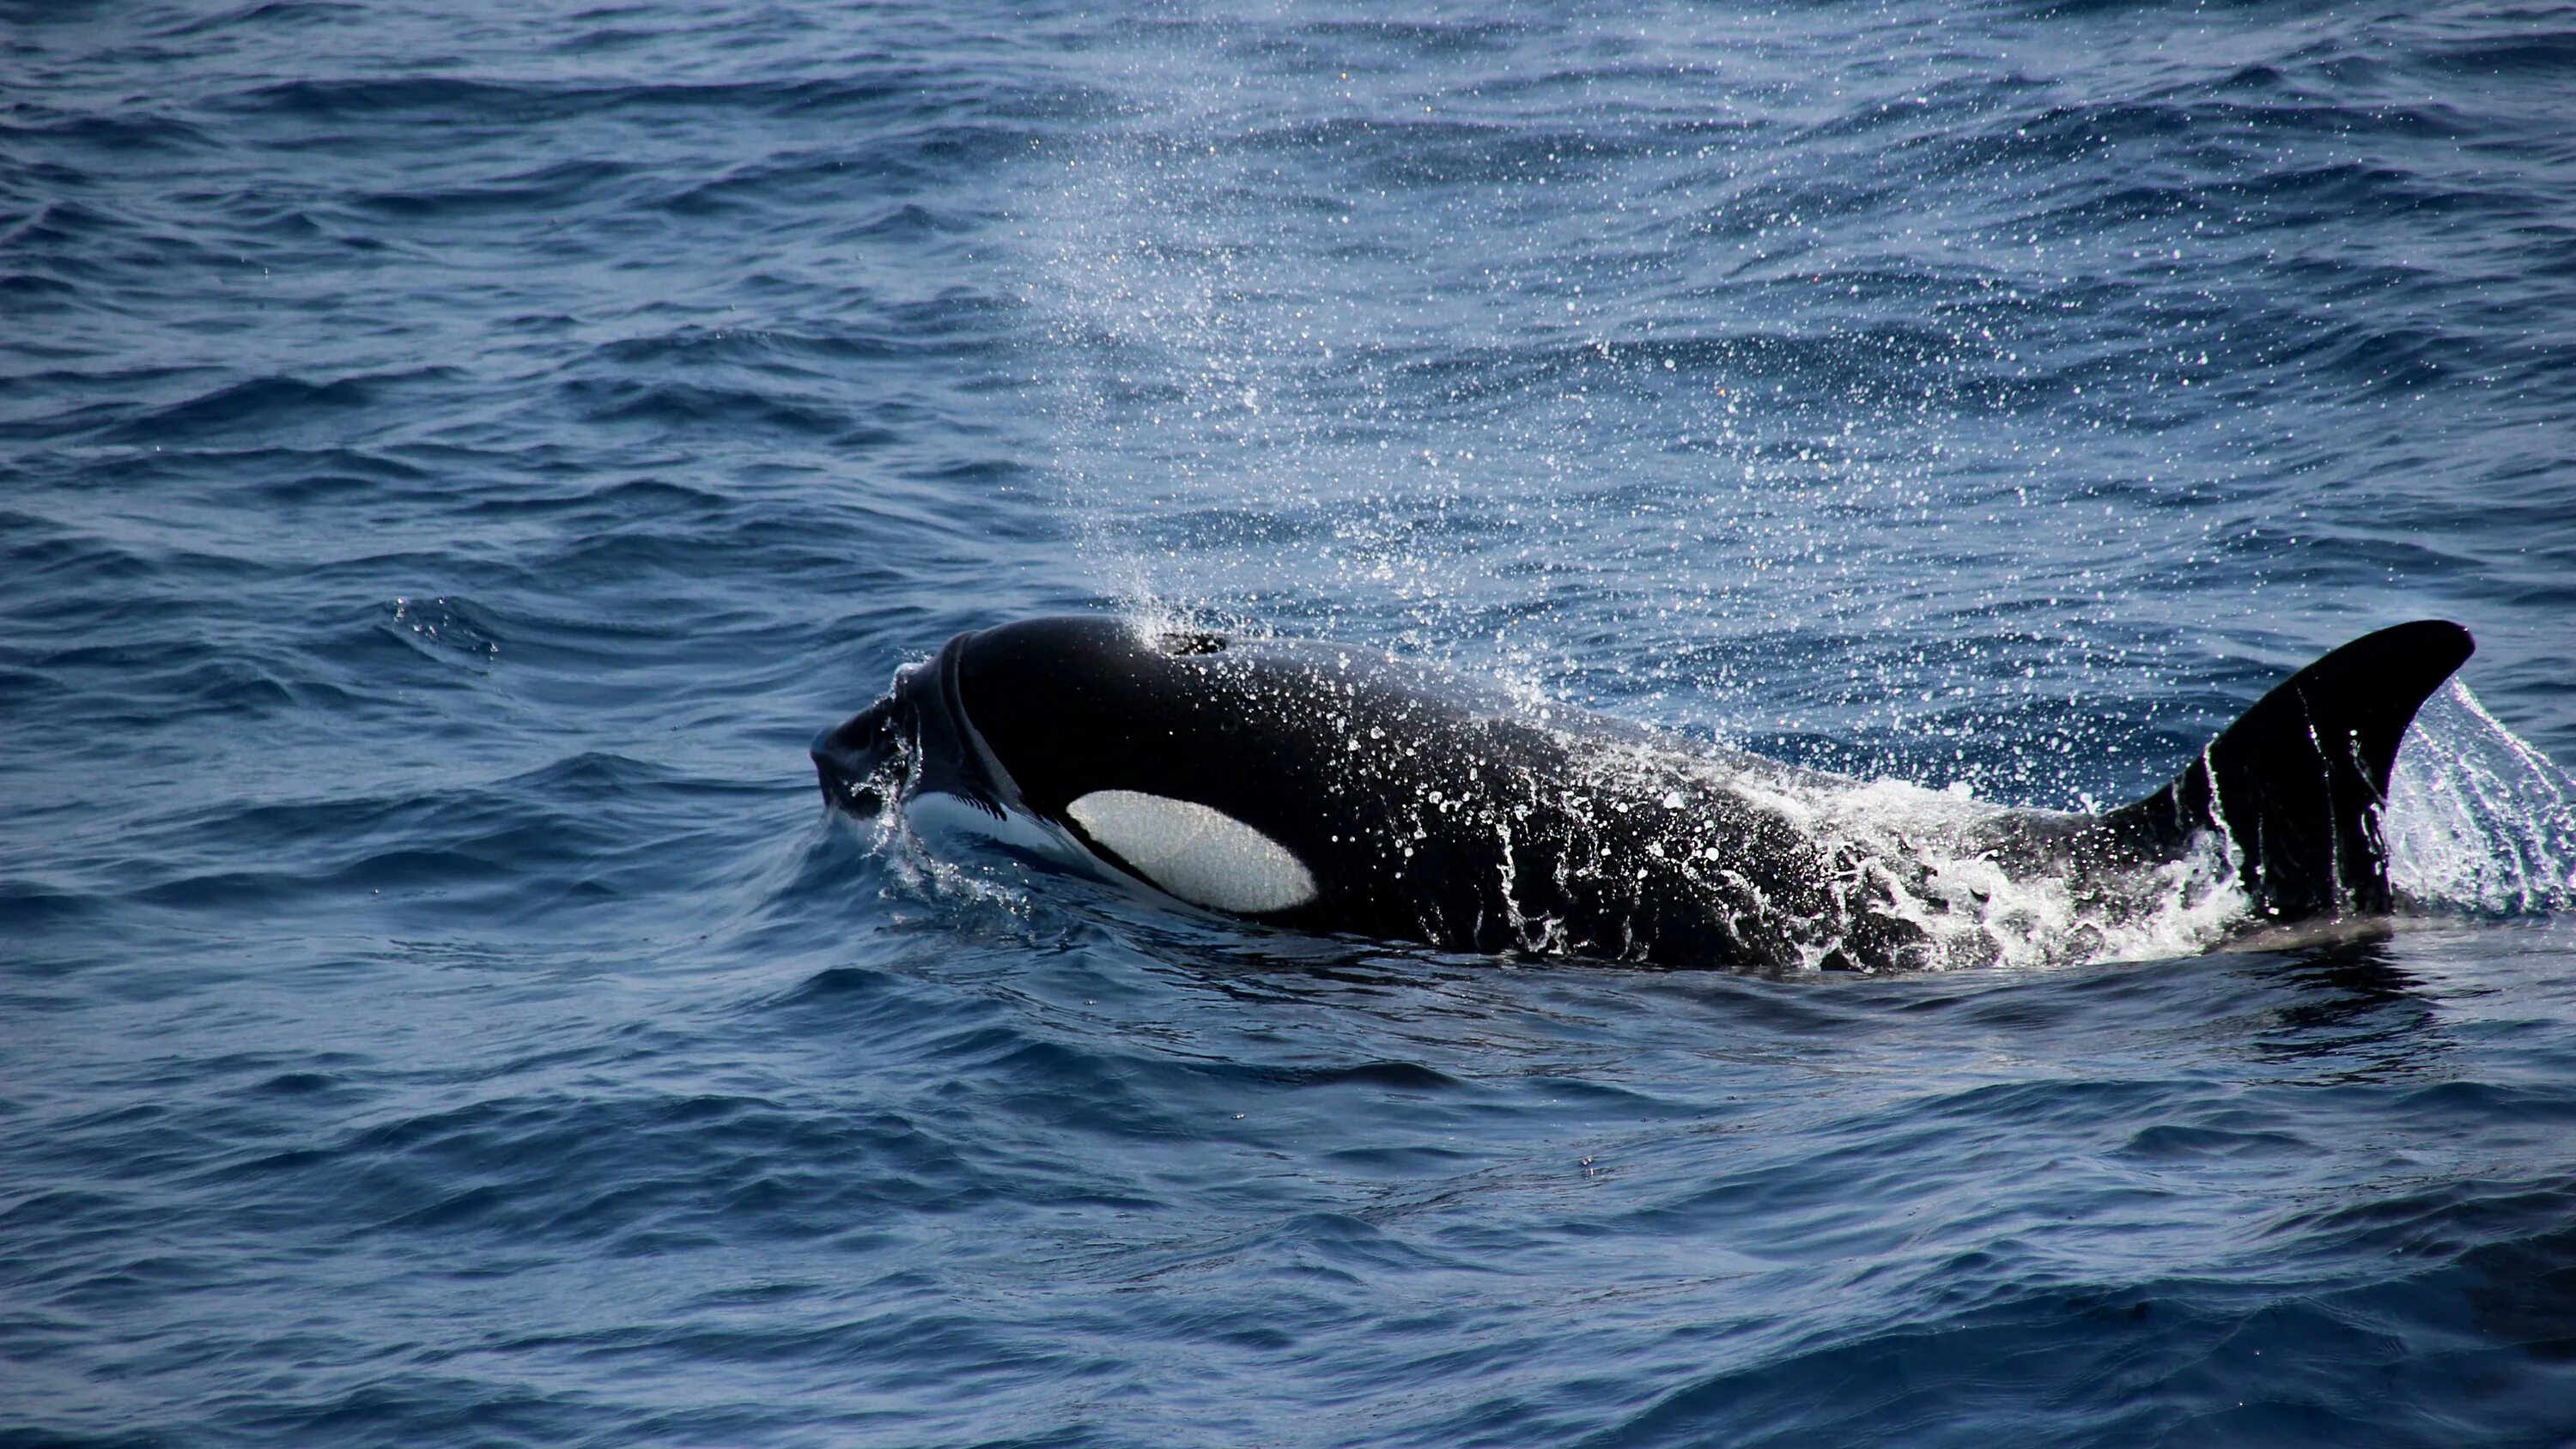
{"left": 2100, "top": 620, "right": 2473, "bottom": 920}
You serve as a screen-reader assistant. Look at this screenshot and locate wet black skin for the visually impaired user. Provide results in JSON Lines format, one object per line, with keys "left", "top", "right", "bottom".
{"left": 815, "top": 616, "right": 2473, "bottom": 972}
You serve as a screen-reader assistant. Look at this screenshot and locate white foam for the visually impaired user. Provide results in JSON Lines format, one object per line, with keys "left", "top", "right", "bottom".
{"left": 1572, "top": 742, "right": 2250, "bottom": 971}
{"left": 1802, "top": 774, "right": 2244, "bottom": 969}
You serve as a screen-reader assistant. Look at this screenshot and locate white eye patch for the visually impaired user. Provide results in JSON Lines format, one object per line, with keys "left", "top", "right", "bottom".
{"left": 1064, "top": 790, "right": 1318, "bottom": 914}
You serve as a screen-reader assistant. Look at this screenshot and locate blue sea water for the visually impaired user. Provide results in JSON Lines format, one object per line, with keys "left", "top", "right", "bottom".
{"left": 8, "top": 0, "right": 2576, "bottom": 1444}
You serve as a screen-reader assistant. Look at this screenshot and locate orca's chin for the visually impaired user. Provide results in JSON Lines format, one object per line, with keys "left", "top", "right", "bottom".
{"left": 811, "top": 697, "right": 905, "bottom": 816}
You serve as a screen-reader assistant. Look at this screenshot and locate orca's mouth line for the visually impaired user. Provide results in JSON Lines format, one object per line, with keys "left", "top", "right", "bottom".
{"left": 930, "top": 631, "right": 1024, "bottom": 821}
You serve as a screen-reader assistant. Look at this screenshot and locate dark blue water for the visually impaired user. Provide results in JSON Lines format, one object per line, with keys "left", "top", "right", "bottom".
{"left": 9, "top": 2, "right": 2576, "bottom": 1444}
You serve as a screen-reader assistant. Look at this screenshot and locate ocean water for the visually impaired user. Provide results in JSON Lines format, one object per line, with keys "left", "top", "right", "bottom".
{"left": 7, "top": 1, "right": 2576, "bottom": 1444}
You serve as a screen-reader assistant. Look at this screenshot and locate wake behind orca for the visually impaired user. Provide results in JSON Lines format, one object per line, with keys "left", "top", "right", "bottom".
{"left": 812, "top": 616, "right": 2474, "bottom": 972}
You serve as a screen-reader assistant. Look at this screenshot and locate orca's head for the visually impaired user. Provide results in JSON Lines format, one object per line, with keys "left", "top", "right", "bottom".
{"left": 809, "top": 627, "right": 991, "bottom": 820}
{"left": 811, "top": 617, "right": 1333, "bottom": 916}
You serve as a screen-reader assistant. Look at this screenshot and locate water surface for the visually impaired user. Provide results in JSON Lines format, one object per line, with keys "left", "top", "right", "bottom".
{"left": 7, "top": 2, "right": 2576, "bottom": 1445}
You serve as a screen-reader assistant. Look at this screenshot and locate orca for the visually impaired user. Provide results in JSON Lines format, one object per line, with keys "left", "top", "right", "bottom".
{"left": 811, "top": 615, "right": 2473, "bottom": 972}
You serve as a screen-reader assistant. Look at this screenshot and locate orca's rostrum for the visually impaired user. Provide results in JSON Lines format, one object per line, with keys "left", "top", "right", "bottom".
{"left": 812, "top": 616, "right": 2474, "bottom": 972}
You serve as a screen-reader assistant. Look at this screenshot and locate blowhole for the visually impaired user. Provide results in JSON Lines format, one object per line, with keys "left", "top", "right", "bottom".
{"left": 1155, "top": 631, "right": 1228, "bottom": 656}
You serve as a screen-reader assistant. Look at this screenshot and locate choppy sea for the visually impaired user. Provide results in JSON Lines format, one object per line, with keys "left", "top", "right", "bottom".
{"left": 8, "top": 2, "right": 2576, "bottom": 1445}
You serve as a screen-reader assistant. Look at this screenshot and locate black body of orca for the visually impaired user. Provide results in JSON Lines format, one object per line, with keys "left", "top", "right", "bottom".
{"left": 811, "top": 616, "right": 2473, "bottom": 972}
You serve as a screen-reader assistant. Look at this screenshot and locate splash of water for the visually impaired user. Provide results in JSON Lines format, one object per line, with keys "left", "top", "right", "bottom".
{"left": 2387, "top": 681, "right": 2576, "bottom": 915}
